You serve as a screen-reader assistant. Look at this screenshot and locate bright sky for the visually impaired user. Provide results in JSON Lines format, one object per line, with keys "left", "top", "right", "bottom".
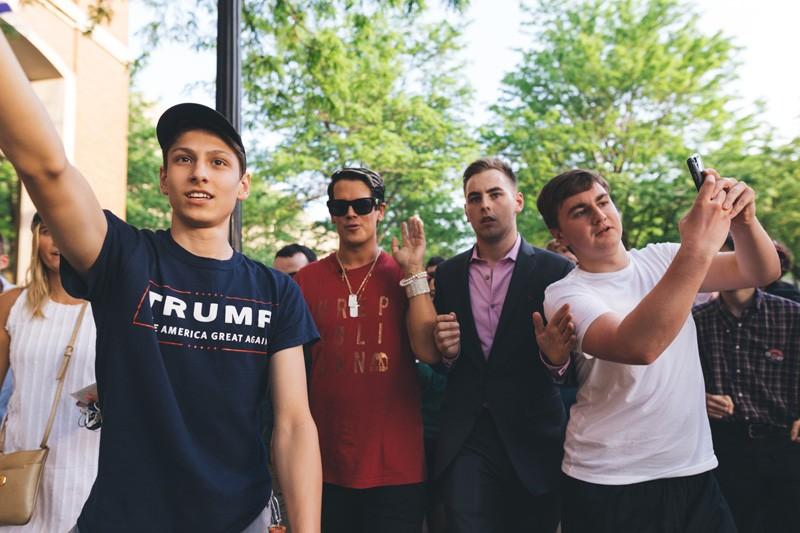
{"left": 131, "top": 0, "right": 800, "bottom": 143}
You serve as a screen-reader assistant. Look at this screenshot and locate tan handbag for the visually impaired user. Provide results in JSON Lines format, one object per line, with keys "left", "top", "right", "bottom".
{"left": 0, "top": 302, "right": 88, "bottom": 525}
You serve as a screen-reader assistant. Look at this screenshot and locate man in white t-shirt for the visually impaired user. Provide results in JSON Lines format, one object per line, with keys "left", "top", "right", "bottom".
{"left": 535, "top": 167, "right": 780, "bottom": 532}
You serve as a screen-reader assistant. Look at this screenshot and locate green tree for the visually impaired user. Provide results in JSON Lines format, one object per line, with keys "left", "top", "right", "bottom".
{"left": 485, "top": 0, "right": 763, "bottom": 249}
{"left": 714, "top": 135, "right": 800, "bottom": 280}
{"left": 126, "top": 90, "right": 171, "bottom": 230}
{"left": 243, "top": 8, "right": 478, "bottom": 256}
{"left": 137, "top": 0, "right": 478, "bottom": 258}
{"left": 0, "top": 158, "right": 20, "bottom": 277}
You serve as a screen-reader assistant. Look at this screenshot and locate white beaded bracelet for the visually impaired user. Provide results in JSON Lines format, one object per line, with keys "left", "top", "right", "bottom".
{"left": 399, "top": 271, "right": 428, "bottom": 287}
{"left": 403, "top": 277, "right": 430, "bottom": 299}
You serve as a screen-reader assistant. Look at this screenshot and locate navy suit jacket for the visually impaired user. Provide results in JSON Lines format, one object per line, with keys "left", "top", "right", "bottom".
{"left": 433, "top": 239, "right": 573, "bottom": 494}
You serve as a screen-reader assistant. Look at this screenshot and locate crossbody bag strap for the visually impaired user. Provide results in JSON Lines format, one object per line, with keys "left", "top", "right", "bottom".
{"left": 0, "top": 410, "right": 7, "bottom": 451}
{"left": 39, "top": 302, "right": 88, "bottom": 449}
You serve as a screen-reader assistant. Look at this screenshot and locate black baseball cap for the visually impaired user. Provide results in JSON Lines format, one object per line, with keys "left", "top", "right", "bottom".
{"left": 156, "top": 103, "right": 247, "bottom": 172}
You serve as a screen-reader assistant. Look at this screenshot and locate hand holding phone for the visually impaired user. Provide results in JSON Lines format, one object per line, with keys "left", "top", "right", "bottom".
{"left": 687, "top": 153, "right": 705, "bottom": 190}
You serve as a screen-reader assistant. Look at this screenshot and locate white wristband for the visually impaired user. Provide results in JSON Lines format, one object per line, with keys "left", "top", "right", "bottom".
{"left": 403, "top": 277, "right": 430, "bottom": 299}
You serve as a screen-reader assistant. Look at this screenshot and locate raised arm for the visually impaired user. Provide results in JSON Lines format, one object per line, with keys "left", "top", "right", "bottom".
{"left": 270, "top": 345, "right": 322, "bottom": 533}
{"left": 582, "top": 174, "right": 735, "bottom": 365}
{"left": 698, "top": 169, "right": 780, "bottom": 291}
{"left": 392, "top": 216, "right": 440, "bottom": 365}
{"left": 0, "top": 33, "right": 106, "bottom": 273}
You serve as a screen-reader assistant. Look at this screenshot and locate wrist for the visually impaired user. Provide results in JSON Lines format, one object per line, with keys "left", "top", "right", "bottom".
{"left": 403, "top": 264, "right": 423, "bottom": 277}
{"left": 677, "top": 242, "right": 716, "bottom": 265}
{"left": 541, "top": 350, "right": 567, "bottom": 366}
{"left": 729, "top": 215, "right": 758, "bottom": 232}
{"left": 440, "top": 349, "right": 460, "bottom": 364}
{"left": 399, "top": 272, "right": 429, "bottom": 298}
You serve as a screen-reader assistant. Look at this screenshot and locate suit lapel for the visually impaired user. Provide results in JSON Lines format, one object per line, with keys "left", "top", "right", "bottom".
{"left": 487, "top": 240, "right": 538, "bottom": 363}
{"left": 455, "top": 247, "right": 487, "bottom": 369}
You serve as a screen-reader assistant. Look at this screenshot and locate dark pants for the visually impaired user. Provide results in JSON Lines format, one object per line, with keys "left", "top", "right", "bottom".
{"left": 424, "top": 437, "right": 447, "bottom": 533}
{"left": 322, "top": 482, "right": 425, "bottom": 533}
{"left": 442, "top": 409, "right": 560, "bottom": 533}
{"left": 712, "top": 421, "right": 800, "bottom": 533}
{"left": 562, "top": 471, "right": 736, "bottom": 533}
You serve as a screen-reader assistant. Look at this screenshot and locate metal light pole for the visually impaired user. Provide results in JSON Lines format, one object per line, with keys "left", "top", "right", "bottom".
{"left": 216, "top": 0, "right": 243, "bottom": 251}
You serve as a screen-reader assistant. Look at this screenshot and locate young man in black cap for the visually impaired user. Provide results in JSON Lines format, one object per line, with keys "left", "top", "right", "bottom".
{"left": 0, "top": 33, "right": 322, "bottom": 533}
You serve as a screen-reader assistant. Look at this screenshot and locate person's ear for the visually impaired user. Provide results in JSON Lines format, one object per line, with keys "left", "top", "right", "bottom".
{"left": 238, "top": 172, "right": 251, "bottom": 200}
{"left": 159, "top": 166, "right": 169, "bottom": 195}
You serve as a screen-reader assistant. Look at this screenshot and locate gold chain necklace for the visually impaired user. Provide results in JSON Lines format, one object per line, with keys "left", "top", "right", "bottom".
{"left": 335, "top": 250, "right": 380, "bottom": 318}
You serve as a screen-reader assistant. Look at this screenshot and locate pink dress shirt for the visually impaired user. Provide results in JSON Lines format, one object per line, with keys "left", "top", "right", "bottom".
{"left": 469, "top": 235, "right": 522, "bottom": 358}
{"left": 442, "top": 235, "right": 570, "bottom": 377}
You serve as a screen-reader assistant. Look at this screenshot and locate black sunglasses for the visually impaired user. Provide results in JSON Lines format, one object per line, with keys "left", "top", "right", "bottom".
{"left": 327, "top": 197, "right": 380, "bottom": 217}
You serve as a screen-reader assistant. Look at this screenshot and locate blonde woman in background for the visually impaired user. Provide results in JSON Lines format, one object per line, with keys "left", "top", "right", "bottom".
{"left": 0, "top": 214, "right": 98, "bottom": 532}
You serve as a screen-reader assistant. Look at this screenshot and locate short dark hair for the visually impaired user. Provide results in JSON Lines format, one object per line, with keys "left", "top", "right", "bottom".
{"left": 774, "top": 240, "right": 793, "bottom": 276}
{"left": 426, "top": 256, "right": 445, "bottom": 269}
{"left": 327, "top": 167, "right": 385, "bottom": 202}
{"left": 275, "top": 243, "right": 317, "bottom": 264}
{"left": 462, "top": 158, "right": 516, "bottom": 189}
{"left": 537, "top": 169, "right": 610, "bottom": 230}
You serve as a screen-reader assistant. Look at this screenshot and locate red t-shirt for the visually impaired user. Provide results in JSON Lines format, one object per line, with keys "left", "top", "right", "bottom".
{"left": 294, "top": 252, "right": 425, "bottom": 488}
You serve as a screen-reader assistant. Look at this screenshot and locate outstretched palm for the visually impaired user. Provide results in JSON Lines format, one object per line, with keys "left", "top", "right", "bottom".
{"left": 392, "top": 215, "right": 426, "bottom": 274}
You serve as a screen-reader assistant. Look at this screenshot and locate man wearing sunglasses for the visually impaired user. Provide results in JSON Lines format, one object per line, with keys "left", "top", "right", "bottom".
{"left": 293, "top": 167, "right": 440, "bottom": 533}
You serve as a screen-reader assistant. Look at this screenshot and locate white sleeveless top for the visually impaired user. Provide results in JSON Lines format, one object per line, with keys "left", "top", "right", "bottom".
{"left": 2, "top": 290, "right": 99, "bottom": 532}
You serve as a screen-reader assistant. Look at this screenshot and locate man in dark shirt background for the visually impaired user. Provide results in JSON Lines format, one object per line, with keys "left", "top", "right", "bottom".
{"left": 694, "top": 236, "right": 800, "bottom": 533}
{"left": 274, "top": 243, "right": 318, "bottom": 277}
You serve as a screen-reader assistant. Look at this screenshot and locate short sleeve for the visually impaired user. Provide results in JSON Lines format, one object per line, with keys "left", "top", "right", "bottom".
{"left": 637, "top": 242, "right": 680, "bottom": 272}
{"left": 61, "top": 210, "right": 142, "bottom": 302}
{"left": 267, "top": 274, "right": 319, "bottom": 356}
{"left": 544, "top": 280, "right": 611, "bottom": 357}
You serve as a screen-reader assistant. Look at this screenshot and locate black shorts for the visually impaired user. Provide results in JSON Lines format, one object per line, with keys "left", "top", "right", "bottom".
{"left": 562, "top": 471, "right": 737, "bottom": 533}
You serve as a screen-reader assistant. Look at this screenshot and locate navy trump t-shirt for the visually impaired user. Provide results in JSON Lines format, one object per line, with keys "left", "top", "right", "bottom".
{"left": 61, "top": 212, "right": 318, "bottom": 533}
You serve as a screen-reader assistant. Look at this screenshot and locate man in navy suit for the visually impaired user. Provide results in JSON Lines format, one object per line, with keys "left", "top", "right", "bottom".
{"left": 411, "top": 158, "right": 575, "bottom": 532}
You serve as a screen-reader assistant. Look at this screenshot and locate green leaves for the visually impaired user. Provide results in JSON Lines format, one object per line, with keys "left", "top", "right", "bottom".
{"left": 120, "top": 0, "right": 800, "bottom": 278}
{"left": 485, "top": 0, "right": 753, "bottom": 249}
{"left": 238, "top": 2, "right": 478, "bottom": 257}
{"left": 126, "top": 92, "right": 171, "bottom": 231}
{"left": 0, "top": 158, "right": 19, "bottom": 276}
{"left": 129, "top": 0, "right": 476, "bottom": 260}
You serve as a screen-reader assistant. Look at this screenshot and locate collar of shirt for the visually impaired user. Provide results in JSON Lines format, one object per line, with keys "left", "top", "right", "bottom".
{"left": 468, "top": 234, "right": 521, "bottom": 358}
{"left": 713, "top": 288, "right": 764, "bottom": 325}
{"left": 470, "top": 233, "right": 522, "bottom": 264}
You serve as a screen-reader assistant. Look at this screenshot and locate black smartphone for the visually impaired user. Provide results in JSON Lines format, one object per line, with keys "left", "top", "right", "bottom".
{"left": 687, "top": 153, "right": 705, "bottom": 190}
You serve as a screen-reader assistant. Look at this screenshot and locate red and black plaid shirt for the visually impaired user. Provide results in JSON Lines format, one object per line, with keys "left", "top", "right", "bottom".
{"left": 693, "top": 289, "right": 800, "bottom": 429}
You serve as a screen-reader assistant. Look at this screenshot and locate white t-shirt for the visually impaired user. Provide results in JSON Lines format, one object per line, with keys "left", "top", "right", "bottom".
{"left": 544, "top": 243, "right": 717, "bottom": 485}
